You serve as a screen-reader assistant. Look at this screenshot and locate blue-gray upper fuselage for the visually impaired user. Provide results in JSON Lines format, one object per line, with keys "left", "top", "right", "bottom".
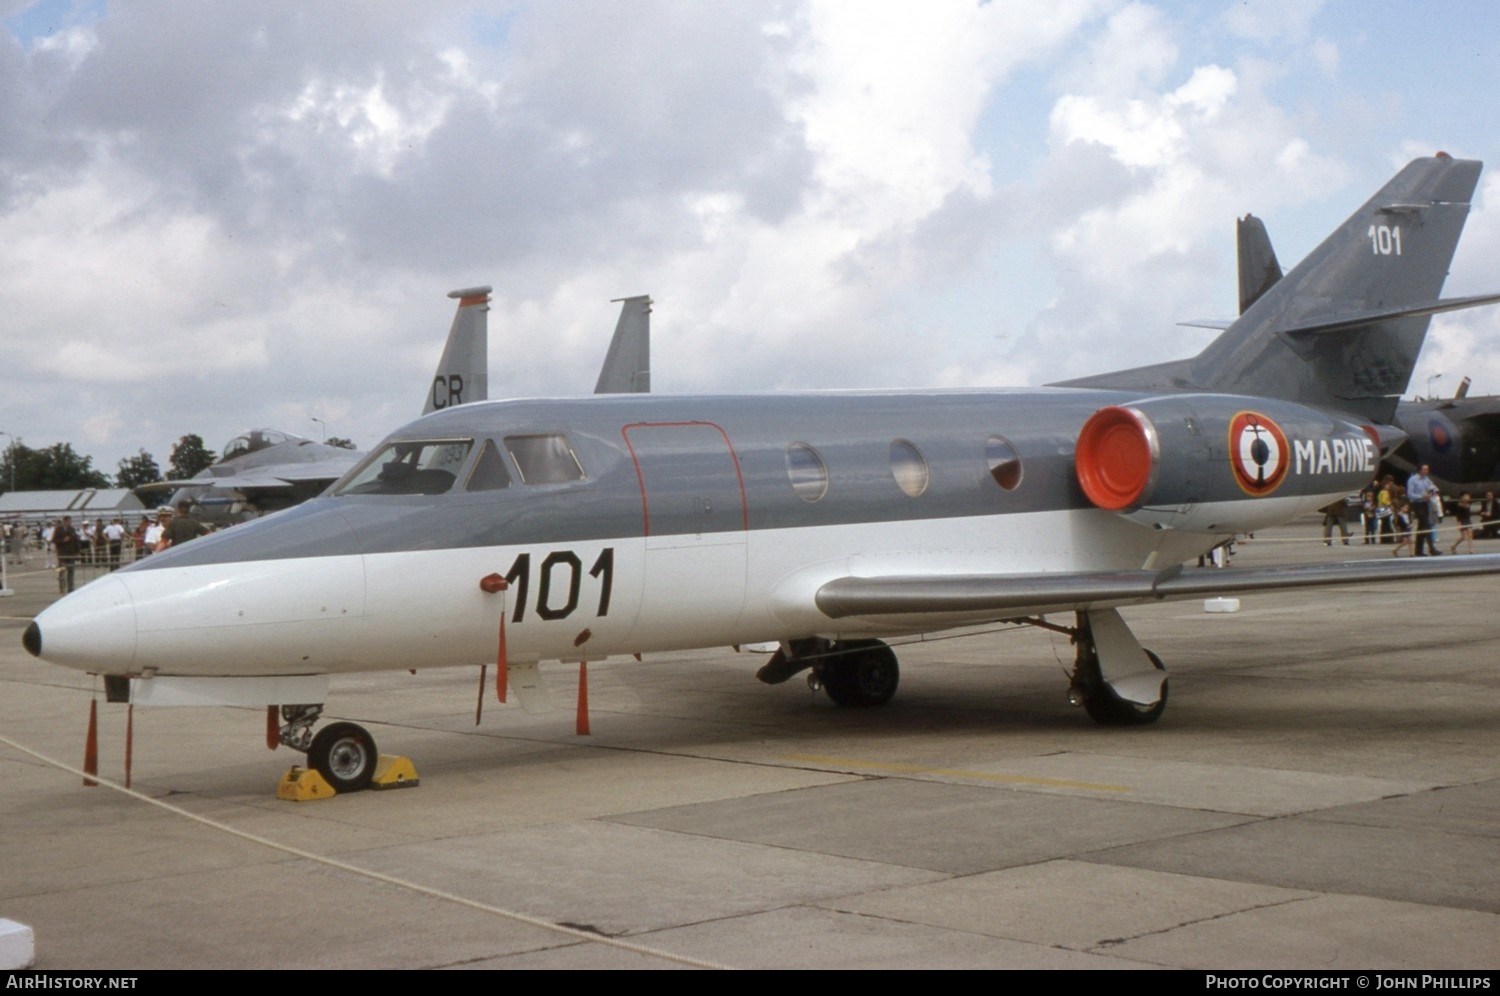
{"left": 130, "top": 389, "right": 1373, "bottom": 565}
{"left": 142, "top": 390, "right": 1102, "bottom": 562}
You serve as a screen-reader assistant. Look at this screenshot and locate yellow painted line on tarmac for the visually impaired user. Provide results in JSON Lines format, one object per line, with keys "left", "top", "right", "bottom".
{"left": 783, "top": 754, "right": 1133, "bottom": 793}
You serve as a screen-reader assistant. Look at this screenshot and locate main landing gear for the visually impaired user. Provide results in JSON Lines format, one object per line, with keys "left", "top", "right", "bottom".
{"left": 756, "top": 637, "right": 900, "bottom": 707}
{"left": 758, "top": 606, "right": 1168, "bottom": 725}
{"left": 1059, "top": 608, "right": 1169, "bottom": 726}
{"left": 278, "top": 705, "right": 380, "bottom": 792}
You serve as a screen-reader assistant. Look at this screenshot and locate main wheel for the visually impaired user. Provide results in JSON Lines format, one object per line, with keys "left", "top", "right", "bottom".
{"left": 820, "top": 640, "right": 900, "bottom": 707}
{"left": 307, "top": 722, "right": 379, "bottom": 792}
{"left": 1082, "top": 648, "right": 1167, "bottom": 726}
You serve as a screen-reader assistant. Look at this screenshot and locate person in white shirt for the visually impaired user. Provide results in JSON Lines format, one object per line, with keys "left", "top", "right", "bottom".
{"left": 142, "top": 511, "right": 166, "bottom": 557}
{"left": 103, "top": 517, "right": 127, "bottom": 570}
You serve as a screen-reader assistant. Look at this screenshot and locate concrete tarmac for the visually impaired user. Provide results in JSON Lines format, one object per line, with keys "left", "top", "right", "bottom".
{"left": 1, "top": 521, "right": 1498, "bottom": 969}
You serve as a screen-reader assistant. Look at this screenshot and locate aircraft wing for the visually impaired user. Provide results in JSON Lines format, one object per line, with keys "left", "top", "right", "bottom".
{"left": 815, "top": 555, "right": 1500, "bottom": 620}
{"left": 204, "top": 461, "right": 359, "bottom": 490}
{"left": 149, "top": 460, "right": 359, "bottom": 493}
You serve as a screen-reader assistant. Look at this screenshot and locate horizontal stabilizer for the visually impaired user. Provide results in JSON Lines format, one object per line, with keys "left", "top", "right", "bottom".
{"left": 1282, "top": 292, "right": 1500, "bottom": 337}
{"left": 816, "top": 554, "right": 1500, "bottom": 620}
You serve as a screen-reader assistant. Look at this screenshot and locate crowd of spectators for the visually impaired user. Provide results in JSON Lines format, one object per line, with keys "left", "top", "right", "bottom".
{"left": 2, "top": 500, "right": 213, "bottom": 592}
{"left": 1347, "top": 464, "right": 1496, "bottom": 557}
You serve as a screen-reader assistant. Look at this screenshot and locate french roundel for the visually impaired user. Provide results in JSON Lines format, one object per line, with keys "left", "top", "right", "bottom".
{"left": 1428, "top": 418, "right": 1452, "bottom": 454}
{"left": 1228, "top": 411, "right": 1289, "bottom": 496}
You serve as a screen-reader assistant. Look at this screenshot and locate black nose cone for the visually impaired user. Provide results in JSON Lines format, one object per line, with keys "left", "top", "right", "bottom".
{"left": 22, "top": 621, "right": 41, "bottom": 658}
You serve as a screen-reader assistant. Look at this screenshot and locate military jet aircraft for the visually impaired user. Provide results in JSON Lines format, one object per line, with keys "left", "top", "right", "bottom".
{"left": 161, "top": 286, "right": 495, "bottom": 522}
{"left": 27, "top": 155, "right": 1500, "bottom": 793}
{"left": 161, "top": 428, "right": 365, "bottom": 522}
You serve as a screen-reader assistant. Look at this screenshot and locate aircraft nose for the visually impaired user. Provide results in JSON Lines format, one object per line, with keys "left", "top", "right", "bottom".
{"left": 26, "top": 576, "right": 138, "bottom": 674}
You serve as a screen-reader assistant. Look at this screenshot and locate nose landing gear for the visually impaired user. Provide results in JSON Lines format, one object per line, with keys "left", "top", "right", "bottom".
{"left": 276, "top": 704, "right": 400, "bottom": 795}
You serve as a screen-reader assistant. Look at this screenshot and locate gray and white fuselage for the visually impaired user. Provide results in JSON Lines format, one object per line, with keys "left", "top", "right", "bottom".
{"left": 30, "top": 388, "right": 1376, "bottom": 679}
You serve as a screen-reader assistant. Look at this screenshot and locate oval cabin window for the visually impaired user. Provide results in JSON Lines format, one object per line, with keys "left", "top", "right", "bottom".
{"left": 986, "top": 435, "right": 1023, "bottom": 491}
{"left": 889, "top": 439, "right": 929, "bottom": 497}
{"left": 785, "top": 442, "right": 829, "bottom": 502}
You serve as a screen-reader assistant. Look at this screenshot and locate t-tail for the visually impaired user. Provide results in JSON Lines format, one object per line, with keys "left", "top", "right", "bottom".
{"left": 1058, "top": 154, "right": 1500, "bottom": 424}
{"left": 594, "top": 294, "right": 652, "bottom": 394}
{"left": 424, "top": 286, "right": 491, "bottom": 415}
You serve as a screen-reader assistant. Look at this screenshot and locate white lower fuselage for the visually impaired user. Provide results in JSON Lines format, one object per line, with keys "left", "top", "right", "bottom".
{"left": 37, "top": 503, "right": 1320, "bottom": 679}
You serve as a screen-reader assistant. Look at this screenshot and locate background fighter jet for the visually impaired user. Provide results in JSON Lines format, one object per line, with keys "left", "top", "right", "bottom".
{"left": 157, "top": 286, "right": 493, "bottom": 523}
{"left": 28, "top": 155, "right": 1500, "bottom": 794}
{"left": 159, "top": 428, "right": 365, "bottom": 522}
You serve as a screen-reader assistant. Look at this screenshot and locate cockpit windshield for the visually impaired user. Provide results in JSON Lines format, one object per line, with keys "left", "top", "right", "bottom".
{"left": 333, "top": 439, "right": 473, "bottom": 496}
{"left": 222, "top": 429, "right": 298, "bottom": 462}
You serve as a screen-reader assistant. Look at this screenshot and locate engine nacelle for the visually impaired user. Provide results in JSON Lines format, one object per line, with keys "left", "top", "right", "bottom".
{"left": 1075, "top": 394, "right": 1385, "bottom": 533}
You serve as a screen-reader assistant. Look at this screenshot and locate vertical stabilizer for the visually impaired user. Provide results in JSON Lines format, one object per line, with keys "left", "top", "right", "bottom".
{"left": 594, "top": 295, "right": 652, "bottom": 394}
{"left": 1195, "top": 155, "right": 1481, "bottom": 421}
{"left": 1236, "top": 214, "right": 1282, "bottom": 314}
{"left": 425, "top": 286, "right": 490, "bottom": 415}
{"left": 1057, "top": 156, "right": 1493, "bottom": 424}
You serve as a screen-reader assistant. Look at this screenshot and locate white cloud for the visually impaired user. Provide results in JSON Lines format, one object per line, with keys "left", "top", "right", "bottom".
{"left": 1222, "top": 0, "right": 1324, "bottom": 44}
{"left": 1051, "top": 64, "right": 1237, "bottom": 169}
{"left": 1056, "top": 2, "right": 1179, "bottom": 96}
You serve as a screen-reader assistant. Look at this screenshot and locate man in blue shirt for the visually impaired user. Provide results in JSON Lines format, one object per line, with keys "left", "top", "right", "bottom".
{"left": 1407, "top": 464, "right": 1441, "bottom": 556}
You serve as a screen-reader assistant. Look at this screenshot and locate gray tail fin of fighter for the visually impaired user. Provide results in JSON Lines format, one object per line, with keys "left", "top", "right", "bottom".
{"left": 1057, "top": 154, "right": 1500, "bottom": 423}
{"left": 594, "top": 295, "right": 651, "bottom": 394}
{"left": 424, "top": 286, "right": 491, "bottom": 415}
{"left": 1237, "top": 213, "right": 1282, "bottom": 313}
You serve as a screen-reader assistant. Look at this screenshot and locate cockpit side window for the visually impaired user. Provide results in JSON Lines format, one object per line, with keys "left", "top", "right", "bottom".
{"left": 465, "top": 439, "right": 512, "bottom": 492}
{"left": 504, "top": 434, "right": 585, "bottom": 485}
{"left": 333, "top": 439, "right": 474, "bottom": 496}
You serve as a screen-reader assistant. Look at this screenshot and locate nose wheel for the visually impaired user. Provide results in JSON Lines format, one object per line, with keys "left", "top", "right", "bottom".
{"left": 277, "top": 705, "right": 382, "bottom": 793}
{"left": 305, "top": 722, "right": 379, "bottom": 793}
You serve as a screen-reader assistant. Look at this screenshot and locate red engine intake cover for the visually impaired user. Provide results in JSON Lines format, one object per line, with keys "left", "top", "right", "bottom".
{"left": 1076, "top": 406, "right": 1155, "bottom": 510}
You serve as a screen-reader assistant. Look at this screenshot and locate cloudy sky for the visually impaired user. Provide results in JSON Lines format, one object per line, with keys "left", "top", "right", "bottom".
{"left": 2, "top": 0, "right": 1498, "bottom": 477}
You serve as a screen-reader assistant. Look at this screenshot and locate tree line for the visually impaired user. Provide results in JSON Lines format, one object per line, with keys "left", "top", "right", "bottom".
{"left": 0, "top": 433, "right": 356, "bottom": 493}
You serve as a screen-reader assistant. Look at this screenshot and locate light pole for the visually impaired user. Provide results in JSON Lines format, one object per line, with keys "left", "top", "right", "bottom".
{"left": 0, "top": 431, "right": 11, "bottom": 595}
{"left": 310, "top": 417, "right": 326, "bottom": 443}
{"left": 0, "top": 431, "right": 13, "bottom": 492}
{"left": 1427, "top": 373, "right": 1444, "bottom": 399}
